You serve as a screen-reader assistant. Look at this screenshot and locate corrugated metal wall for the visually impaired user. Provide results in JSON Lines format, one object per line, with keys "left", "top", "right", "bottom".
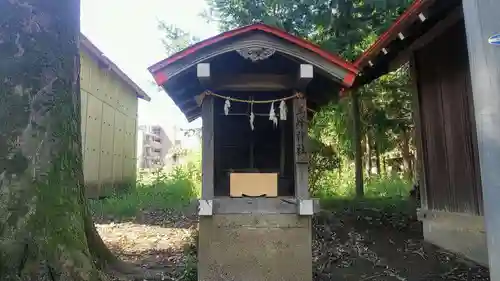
{"left": 80, "top": 50, "right": 138, "bottom": 197}
{"left": 414, "top": 21, "right": 483, "bottom": 215}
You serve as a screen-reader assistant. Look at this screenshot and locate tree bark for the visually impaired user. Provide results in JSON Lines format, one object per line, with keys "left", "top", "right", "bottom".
{"left": 351, "top": 91, "right": 364, "bottom": 197}
{"left": 382, "top": 155, "right": 387, "bottom": 177}
{"left": 401, "top": 129, "right": 413, "bottom": 180}
{"left": 365, "top": 133, "right": 372, "bottom": 177}
{"left": 0, "top": 1, "right": 110, "bottom": 280}
{"left": 374, "top": 141, "right": 381, "bottom": 176}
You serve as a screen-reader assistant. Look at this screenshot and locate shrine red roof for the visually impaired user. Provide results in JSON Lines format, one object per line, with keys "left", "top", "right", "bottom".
{"left": 148, "top": 23, "right": 359, "bottom": 87}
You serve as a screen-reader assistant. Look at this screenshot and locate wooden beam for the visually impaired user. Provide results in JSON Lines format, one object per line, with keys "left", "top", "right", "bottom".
{"left": 194, "top": 92, "right": 206, "bottom": 106}
{"left": 178, "top": 98, "right": 197, "bottom": 108}
{"left": 201, "top": 95, "right": 215, "bottom": 199}
{"left": 390, "top": 6, "right": 464, "bottom": 71}
{"left": 462, "top": 0, "right": 500, "bottom": 277}
{"left": 184, "top": 105, "right": 200, "bottom": 114}
{"left": 169, "top": 85, "right": 196, "bottom": 97}
{"left": 293, "top": 93, "right": 309, "bottom": 199}
{"left": 212, "top": 74, "right": 295, "bottom": 91}
{"left": 409, "top": 55, "right": 428, "bottom": 210}
{"left": 411, "top": 7, "right": 463, "bottom": 51}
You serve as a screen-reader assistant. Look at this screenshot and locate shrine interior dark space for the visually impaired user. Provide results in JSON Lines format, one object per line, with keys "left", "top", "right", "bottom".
{"left": 212, "top": 91, "right": 296, "bottom": 197}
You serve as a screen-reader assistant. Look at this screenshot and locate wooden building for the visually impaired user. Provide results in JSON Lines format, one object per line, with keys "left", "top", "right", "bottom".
{"left": 80, "top": 35, "right": 150, "bottom": 198}
{"left": 149, "top": 24, "right": 358, "bottom": 281}
{"left": 352, "top": 0, "right": 500, "bottom": 273}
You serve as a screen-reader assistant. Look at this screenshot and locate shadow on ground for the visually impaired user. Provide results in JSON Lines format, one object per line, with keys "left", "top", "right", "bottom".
{"left": 93, "top": 206, "right": 197, "bottom": 229}
{"left": 94, "top": 198, "right": 489, "bottom": 281}
{"left": 314, "top": 198, "right": 489, "bottom": 281}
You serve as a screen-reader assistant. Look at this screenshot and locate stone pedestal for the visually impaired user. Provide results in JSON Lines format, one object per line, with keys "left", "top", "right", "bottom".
{"left": 198, "top": 214, "right": 312, "bottom": 281}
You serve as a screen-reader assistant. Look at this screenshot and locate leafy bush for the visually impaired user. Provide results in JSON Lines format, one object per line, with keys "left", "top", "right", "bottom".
{"left": 179, "top": 230, "right": 198, "bottom": 281}
{"left": 90, "top": 151, "right": 201, "bottom": 219}
{"left": 311, "top": 163, "right": 411, "bottom": 199}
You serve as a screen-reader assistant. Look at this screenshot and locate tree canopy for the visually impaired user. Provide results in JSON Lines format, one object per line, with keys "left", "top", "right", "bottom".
{"left": 205, "top": 0, "right": 412, "bottom": 59}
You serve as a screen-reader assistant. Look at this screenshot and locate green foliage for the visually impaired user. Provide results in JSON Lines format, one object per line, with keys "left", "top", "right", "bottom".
{"left": 311, "top": 163, "right": 411, "bottom": 198}
{"left": 205, "top": 0, "right": 412, "bottom": 59}
{"left": 311, "top": 99, "right": 355, "bottom": 159}
{"left": 158, "top": 22, "right": 201, "bottom": 56}
{"left": 90, "top": 154, "right": 201, "bottom": 219}
{"left": 179, "top": 252, "right": 198, "bottom": 281}
{"left": 179, "top": 231, "right": 198, "bottom": 281}
{"left": 308, "top": 136, "right": 340, "bottom": 192}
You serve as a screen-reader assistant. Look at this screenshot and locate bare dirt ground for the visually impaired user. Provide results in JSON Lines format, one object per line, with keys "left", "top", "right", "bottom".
{"left": 95, "top": 209, "right": 198, "bottom": 281}
{"left": 313, "top": 203, "right": 489, "bottom": 281}
{"left": 94, "top": 203, "right": 490, "bottom": 281}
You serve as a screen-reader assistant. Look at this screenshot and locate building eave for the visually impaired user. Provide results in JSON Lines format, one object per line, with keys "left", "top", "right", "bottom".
{"left": 353, "top": 0, "right": 435, "bottom": 69}
{"left": 346, "top": 0, "right": 462, "bottom": 92}
{"left": 148, "top": 23, "right": 359, "bottom": 87}
{"left": 80, "top": 34, "right": 151, "bottom": 102}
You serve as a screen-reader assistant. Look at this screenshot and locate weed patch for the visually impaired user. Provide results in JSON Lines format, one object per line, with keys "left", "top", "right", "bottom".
{"left": 90, "top": 162, "right": 201, "bottom": 220}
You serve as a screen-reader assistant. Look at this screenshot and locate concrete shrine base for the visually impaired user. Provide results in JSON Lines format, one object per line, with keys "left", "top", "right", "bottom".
{"left": 418, "top": 209, "right": 488, "bottom": 266}
{"left": 198, "top": 214, "right": 313, "bottom": 281}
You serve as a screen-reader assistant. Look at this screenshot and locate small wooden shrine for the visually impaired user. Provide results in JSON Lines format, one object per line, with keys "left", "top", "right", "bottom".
{"left": 149, "top": 23, "right": 358, "bottom": 281}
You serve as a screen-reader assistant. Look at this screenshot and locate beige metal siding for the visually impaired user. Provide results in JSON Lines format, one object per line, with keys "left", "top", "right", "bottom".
{"left": 112, "top": 111, "right": 125, "bottom": 183}
{"left": 84, "top": 92, "right": 103, "bottom": 184}
{"left": 80, "top": 51, "right": 139, "bottom": 196}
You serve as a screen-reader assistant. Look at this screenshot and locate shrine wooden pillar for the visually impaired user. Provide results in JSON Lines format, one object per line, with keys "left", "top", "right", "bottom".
{"left": 198, "top": 63, "right": 214, "bottom": 215}
{"left": 201, "top": 94, "right": 214, "bottom": 199}
{"left": 294, "top": 64, "right": 313, "bottom": 201}
{"left": 293, "top": 95, "right": 309, "bottom": 199}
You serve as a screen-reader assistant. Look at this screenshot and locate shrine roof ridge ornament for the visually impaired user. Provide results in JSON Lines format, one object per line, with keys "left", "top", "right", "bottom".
{"left": 236, "top": 47, "right": 276, "bottom": 62}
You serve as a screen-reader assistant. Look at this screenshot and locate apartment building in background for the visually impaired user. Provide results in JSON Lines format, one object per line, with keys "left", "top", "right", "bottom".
{"left": 137, "top": 125, "right": 172, "bottom": 169}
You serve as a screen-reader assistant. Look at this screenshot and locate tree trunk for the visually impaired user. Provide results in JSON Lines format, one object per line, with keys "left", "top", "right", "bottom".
{"left": 365, "top": 133, "right": 372, "bottom": 177}
{"left": 411, "top": 127, "right": 419, "bottom": 182}
{"left": 0, "top": 1, "right": 113, "bottom": 280}
{"left": 352, "top": 91, "right": 364, "bottom": 197}
{"left": 382, "top": 155, "right": 387, "bottom": 177}
{"left": 401, "top": 129, "right": 413, "bottom": 180}
{"left": 374, "top": 141, "right": 381, "bottom": 176}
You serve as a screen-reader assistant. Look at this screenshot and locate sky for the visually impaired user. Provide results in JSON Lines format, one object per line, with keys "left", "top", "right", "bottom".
{"left": 80, "top": 0, "right": 219, "bottom": 144}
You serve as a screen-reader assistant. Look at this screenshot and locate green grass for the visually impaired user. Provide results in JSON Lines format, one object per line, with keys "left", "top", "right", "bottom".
{"left": 90, "top": 162, "right": 201, "bottom": 219}
{"left": 312, "top": 166, "right": 412, "bottom": 199}
{"left": 90, "top": 149, "right": 412, "bottom": 220}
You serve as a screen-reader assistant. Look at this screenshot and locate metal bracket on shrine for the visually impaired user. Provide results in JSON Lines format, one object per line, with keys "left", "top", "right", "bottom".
{"left": 198, "top": 199, "right": 213, "bottom": 216}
